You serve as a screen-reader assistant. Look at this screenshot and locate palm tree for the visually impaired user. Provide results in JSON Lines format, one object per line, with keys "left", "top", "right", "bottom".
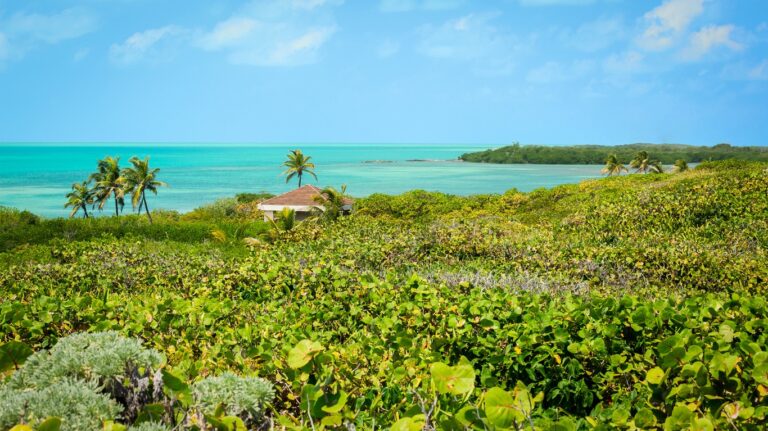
{"left": 89, "top": 156, "right": 125, "bottom": 216}
{"left": 601, "top": 154, "right": 627, "bottom": 176}
{"left": 282, "top": 149, "right": 317, "bottom": 188}
{"left": 263, "top": 208, "right": 299, "bottom": 242}
{"left": 313, "top": 185, "right": 349, "bottom": 222}
{"left": 64, "top": 182, "right": 94, "bottom": 219}
{"left": 122, "top": 156, "right": 168, "bottom": 223}
{"left": 630, "top": 151, "right": 651, "bottom": 173}
{"left": 673, "top": 159, "right": 689, "bottom": 173}
{"left": 648, "top": 159, "right": 664, "bottom": 174}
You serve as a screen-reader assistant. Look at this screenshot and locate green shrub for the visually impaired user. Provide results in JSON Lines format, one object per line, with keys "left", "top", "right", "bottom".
{"left": 6, "top": 331, "right": 164, "bottom": 390}
{"left": 0, "top": 378, "right": 121, "bottom": 431}
{"left": 0, "top": 160, "right": 767, "bottom": 429}
{"left": 193, "top": 372, "right": 274, "bottom": 425}
{"left": 235, "top": 192, "right": 274, "bottom": 203}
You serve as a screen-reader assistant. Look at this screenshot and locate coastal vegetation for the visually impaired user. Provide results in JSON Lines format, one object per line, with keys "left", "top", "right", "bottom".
{"left": 600, "top": 154, "right": 627, "bottom": 176}
{"left": 460, "top": 143, "right": 768, "bottom": 165}
{"left": 1, "top": 160, "right": 767, "bottom": 429}
{"left": 282, "top": 150, "right": 318, "bottom": 188}
{"left": 66, "top": 156, "right": 167, "bottom": 222}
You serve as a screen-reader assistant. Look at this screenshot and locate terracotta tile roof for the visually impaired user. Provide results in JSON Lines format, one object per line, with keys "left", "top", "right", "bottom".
{"left": 259, "top": 185, "right": 353, "bottom": 207}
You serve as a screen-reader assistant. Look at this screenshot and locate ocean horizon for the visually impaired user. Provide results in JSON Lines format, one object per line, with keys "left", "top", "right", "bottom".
{"left": 0, "top": 144, "right": 604, "bottom": 218}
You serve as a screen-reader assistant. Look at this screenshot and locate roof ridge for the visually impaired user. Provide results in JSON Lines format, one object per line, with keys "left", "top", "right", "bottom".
{"left": 258, "top": 184, "right": 326, "bottom": 207}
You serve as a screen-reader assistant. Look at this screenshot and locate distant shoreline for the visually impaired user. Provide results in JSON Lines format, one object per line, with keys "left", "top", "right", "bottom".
{"left": 461, "top": 143, "right": 768, "bottom": 165}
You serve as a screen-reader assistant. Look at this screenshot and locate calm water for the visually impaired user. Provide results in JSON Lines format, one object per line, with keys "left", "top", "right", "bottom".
{"left": 0, "top": 144, "right": 603, "bottom": 217}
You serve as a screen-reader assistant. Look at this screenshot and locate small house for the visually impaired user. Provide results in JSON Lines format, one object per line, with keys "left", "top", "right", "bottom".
{"left": 257, "top": 184, "right": 353, "bottom": 222}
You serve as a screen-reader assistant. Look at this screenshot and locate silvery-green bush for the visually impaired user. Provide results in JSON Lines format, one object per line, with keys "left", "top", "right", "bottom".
{"left": 0, "top": 378, "right": 121, "bottom": 431}
{"left": 193, "top": 372, "right": 274, "bottom": 424}
{"left": 1, "top": 333, "right": 274, "bottom": 430}
{"left": 6, "top": 331, "right": 164, "bottom": 390}
{"left": 128, "top": 421, "right": 171, "bottom": 431}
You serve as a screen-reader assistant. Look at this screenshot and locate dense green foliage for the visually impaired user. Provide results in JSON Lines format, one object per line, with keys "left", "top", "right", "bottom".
{"left": 460, "top": 143, "right": 768, "bottom": 165}
{"left": 1, "top": 160, "right": 767, "bottom": 429}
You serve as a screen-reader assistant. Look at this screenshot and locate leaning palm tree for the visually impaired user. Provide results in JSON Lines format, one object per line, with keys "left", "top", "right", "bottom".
{"left": 630, "top": 151, "right": 651, "bottom": 174}
{"left": 89, "top": 156, "right": 125, "bottom": 216}
{"left": 282, "top": 149, "right": 317, "bottom": 188}
{"left": 64, "top": 182, "right": 94, "bottom": 219}
{"left": 601, "top": 154, "right": 628, "bottom": 176}
{"left": 313, "top": 185, "right": 349, "bottom": 222}
{"left": 121, "top": 156, "right": 168, "bottom": 223}
{"left": 648, "top": 159, "right": 664, "bottom": 174}
{"left": 673, "top": 159, "right": 689, "bottom": 173}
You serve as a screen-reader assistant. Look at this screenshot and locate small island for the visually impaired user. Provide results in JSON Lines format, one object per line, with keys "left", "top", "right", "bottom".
{"left": 460, "top": 142, "right": 768, "bottom": 164}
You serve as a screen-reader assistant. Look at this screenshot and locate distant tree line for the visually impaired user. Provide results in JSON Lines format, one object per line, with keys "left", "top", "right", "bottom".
{"left": 460, "top": 143, "right": 768, "bottom": 165}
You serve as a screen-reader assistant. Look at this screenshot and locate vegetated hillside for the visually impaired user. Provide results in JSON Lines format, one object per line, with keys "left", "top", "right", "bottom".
{"left": 460, "top": 142, "right": 768, "bottom": 164}
{"left": 1, "top": 160, "right": 767, "bottom": 430}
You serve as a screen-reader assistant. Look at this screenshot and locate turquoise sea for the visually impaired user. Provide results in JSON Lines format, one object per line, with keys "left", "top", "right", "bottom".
{"left": 0, "top": 144, "right": 603, "bottom": 218}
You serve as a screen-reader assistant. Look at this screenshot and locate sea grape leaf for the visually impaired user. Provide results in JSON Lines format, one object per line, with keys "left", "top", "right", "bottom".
{"left": 162, "top": 370, "right": 192, "bottom": 406}
{"left": 633, "top": 409, "right": 656, "bottom": 428}
{"left": 0, "top": 341, "right": 33, "bottom": 373}
{"left": 321, "top": 391, "right": 348, "bottom": 414}
{"left": 287, "top": 340, "right": 324, "bottom": 369}
{"left": 102, "top": 422, "right": 128, "bottom": 431}
{"left": 691, "top": 417, "right": 715, "bottom": 431}
{"left": 320, "top": 414, "right": 343, "bottom": 427}
{"left": 220, "top": 416, "right": 247, "bottom": 431}
{"left": 430, "top": 362, "right": 475, "bottom": 395}
{"left": 646, "top": 367, "right": 665, "bottom": 385}
{"left": 485, "top": 387, "right": 519, "bottom": 428}
{"left": 390, "top": 415, "right": 426, "bottom": 431}
{"left": 37, "top": 418, "right": 62, "bottom": 431}
{"left": 719, "top": 324, "right": 735, "bottom": 343}
{"left": 754, "top": 364, "right": 768, "bottom": 385}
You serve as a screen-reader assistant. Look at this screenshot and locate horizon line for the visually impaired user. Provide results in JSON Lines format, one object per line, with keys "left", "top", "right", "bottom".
{"left": 0, "top": 141, "right": 761, "bottom": 148}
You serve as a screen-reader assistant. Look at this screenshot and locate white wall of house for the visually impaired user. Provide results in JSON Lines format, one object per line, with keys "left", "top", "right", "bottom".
{"left": 257, "top": 204, "right": 324, "bottom": 222}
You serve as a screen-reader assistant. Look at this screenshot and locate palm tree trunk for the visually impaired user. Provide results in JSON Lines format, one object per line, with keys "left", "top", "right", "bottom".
{"left": 83, "top": 205, "right": 89, "bottom": 219}
{"left": 298, "top": 174, "right": 302, "bottom": 188}
{"left": 142, "top": 192, "right": 153, "bottom": 224}
{"left": 114, "top": 195, "right": 119, "bottom": 217}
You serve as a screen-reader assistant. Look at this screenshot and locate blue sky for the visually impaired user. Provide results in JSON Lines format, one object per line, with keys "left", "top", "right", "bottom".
{"left": 0, "top": 0, "right": 766, "bottom": 146}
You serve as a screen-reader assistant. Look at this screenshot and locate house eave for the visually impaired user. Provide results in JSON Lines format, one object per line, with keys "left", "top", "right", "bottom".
{"left": 257, "top": 204, "right": 323, "bottom": 212}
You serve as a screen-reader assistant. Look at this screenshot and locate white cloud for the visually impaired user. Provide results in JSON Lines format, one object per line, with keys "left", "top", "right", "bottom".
{"left": 198, "top": 0, "right": 339, "bottom": 66}
{"left": 638, "top": 0, "right": 703, "bottom": 51}
{"left": 0, "top": 7, "right": 97, "bottom": 64}
{"left": 198, "top": 18, "right": 257, "bottom": 50}
{"left": 379, "top": 0, "right": 464, "bottom": 13}
{"left": 4, "top": 8, "right": 97, "bottom": 44}
{"left": 110, "top": 26, "right": 184, "bottom": 64}
{"left": 417, "top": 13, "right": 521, "bottom": 74}
{"left": 682, "top": 24, "right": 741, "bottom": 60}
{"left": 233, "top": 27, "right": 336, "bottom": 66}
